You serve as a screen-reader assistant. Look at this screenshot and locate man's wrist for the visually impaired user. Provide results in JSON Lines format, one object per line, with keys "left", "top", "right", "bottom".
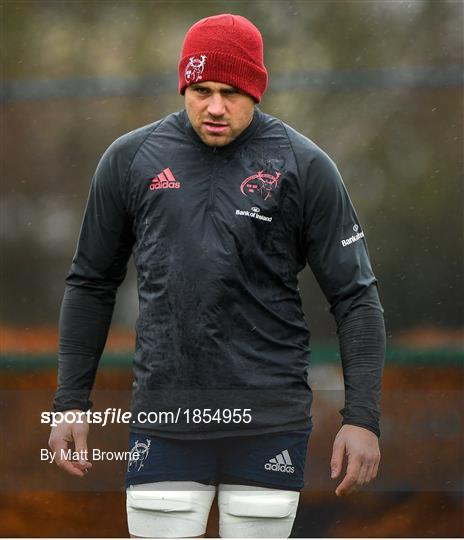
{"left": 53, "top": 396, "right": 92, "bottom": 413}
{"left": 341, "top": 419, "right": 380, "bottom": 438}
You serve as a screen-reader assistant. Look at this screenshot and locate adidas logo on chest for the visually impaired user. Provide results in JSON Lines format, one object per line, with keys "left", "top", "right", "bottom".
{"left": 264, "top": 449, "right": 295, "bottom": 474}
{"left": 149, "top": 167, "right": 181, "bottom": 191}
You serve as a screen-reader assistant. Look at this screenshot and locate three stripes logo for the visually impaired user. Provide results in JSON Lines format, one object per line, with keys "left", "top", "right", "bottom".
{"left": 149, "top": 168, "right": 181, "bottom": 191}
{"left": 264, "top": 449, "right": 295, "bottom": 474}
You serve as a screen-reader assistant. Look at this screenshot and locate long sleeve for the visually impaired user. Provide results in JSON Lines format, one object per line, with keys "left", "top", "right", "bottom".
{"left": 53, "top": 140, "right": 135, "bottom": 412}
{"left": 337, "top": 284, "right": 385, "bottom": 437}
{"left": 301, "top": 148, "right": 385, "bottom": 436}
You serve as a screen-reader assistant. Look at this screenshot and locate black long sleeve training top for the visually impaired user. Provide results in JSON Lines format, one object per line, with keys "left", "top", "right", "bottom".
{"left": 53, "top": 107, "right": 386, "bottom": 438}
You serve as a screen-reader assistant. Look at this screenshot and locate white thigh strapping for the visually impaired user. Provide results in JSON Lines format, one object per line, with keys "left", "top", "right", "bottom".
{"left": 218, "top": 484, "right": 300, "bottom": 538}
{"left": 126, "top": 481, "right": 216, "bottom": 538}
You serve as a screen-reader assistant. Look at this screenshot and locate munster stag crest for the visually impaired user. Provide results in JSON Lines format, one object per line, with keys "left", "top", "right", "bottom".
{"left": 240, "top": 170, "right": 282, "bottom": 201}
{"left": 185, "top": 55, "right": 207, "bottom": 83}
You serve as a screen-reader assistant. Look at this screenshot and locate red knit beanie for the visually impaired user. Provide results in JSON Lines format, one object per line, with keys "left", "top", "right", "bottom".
{"left": 178, "top": 14, "right": 268, "bottom": 103}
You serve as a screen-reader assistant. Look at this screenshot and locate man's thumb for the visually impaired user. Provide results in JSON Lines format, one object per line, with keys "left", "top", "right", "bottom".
{"left": 74, "top": 434, "right": 88, "bottom": 464}
{"left": 330, "top": 439, "right": 344, "bottom": 478}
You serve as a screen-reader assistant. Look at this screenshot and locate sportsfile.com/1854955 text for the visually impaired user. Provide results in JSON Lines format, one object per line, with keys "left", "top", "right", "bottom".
{"left": 41, "top": 407, "right": 253, "bottom": 427}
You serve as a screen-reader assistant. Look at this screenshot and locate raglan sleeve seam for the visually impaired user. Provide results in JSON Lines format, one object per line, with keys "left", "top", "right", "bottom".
{"left": 282, "top": 120, "right": 326, "bottom": 279}
{"left": 280, "top": 121, "right": 318, "bottom": 261}
{"left": 118, "top": 119, "right": 166, "bottom": 212}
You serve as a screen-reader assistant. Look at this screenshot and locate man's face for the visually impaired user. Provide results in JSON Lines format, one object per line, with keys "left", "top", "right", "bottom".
{"left": 184, "top": 81, "right": 255, "bottom": 147}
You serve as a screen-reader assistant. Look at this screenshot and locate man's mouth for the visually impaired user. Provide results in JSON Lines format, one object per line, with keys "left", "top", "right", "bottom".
{"left": 203, "top": 121, "right": 229, "bottom": 134}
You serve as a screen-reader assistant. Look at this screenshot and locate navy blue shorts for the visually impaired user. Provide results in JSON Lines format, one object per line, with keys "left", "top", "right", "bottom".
{"left": 125, "top": 427, "right": 311, "bottom": 492}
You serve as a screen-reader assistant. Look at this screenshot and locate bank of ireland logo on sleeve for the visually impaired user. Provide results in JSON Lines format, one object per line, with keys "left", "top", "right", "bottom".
{"left": 127, "top": 439, "right": 151, "bottom": 472}
{"left": 341, "top": 223, "right": 365, "bottom": 247}
{"left": 185, "top": 55, "right": 207, "bottom": 83}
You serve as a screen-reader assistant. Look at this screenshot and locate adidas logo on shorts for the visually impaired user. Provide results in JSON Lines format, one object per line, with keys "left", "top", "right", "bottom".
{"left": 264, "top": 449, "right": 295, "bottom": 474}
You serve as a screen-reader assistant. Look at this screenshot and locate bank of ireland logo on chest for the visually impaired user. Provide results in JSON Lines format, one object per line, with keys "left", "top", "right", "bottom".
{"left": 240, "top": 170, "right": 281, "bottom": 201}
{"left": 185, "top": 55, "right": 207, "bottom": 83}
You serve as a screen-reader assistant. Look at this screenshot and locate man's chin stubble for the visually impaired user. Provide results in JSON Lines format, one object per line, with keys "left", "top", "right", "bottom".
{"left": 202, "top": 135, "right": 232, "bottom": 147}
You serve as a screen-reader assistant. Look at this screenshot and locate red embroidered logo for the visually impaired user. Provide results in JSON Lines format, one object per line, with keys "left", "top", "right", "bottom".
{"left": 240, "top": 170, "right": 281, "bottom": 201}
{"left": 149, "top": 168, "right": 181, "bottom": 191}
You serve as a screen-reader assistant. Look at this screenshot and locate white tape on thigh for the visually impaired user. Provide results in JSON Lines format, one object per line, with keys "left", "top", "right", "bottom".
{"left": 127, "top": 481, "right": 216, "bottom": 538}
{"left": 218, "top": 484, "right": 300, "bottom": 538}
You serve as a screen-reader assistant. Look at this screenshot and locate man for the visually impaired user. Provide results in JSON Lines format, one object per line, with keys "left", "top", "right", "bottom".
{"left": 49, "top": 13, "right": 385, "bottom": 538}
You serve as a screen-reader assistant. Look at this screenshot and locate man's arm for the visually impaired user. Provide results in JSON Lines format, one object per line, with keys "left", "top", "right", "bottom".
{"left": 336, "top": 285, "right": 386, "bottom": 437}
{"left": 301, "top": 147, "right": 385, "bottom": 495}
{"left": 330, "top": 284, "right": 385, "bottom": 495}
{"left": 50, "top": 139, "right": 135, "bottom": 474}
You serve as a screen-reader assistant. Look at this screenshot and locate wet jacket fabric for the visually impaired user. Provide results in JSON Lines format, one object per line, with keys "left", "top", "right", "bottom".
{"left": 54, "top": 107, "right": 385, "bottom": 438}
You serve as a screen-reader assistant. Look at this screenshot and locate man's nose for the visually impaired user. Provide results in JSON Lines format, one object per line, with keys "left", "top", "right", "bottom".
{"left": 207, "top": 94, "right": 226, "bottom": 117}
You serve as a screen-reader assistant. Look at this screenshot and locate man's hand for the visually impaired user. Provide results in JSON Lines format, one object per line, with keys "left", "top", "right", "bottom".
{"left": 330, "top": 424, "right": 380, "bottom": 496}
{"left": 48, "top": 409, "right": 92, "bottom": 477}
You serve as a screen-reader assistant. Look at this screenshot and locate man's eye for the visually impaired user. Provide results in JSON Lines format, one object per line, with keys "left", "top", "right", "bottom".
{"left": 195, "top": 87, "right": 208, "bottom": 94}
